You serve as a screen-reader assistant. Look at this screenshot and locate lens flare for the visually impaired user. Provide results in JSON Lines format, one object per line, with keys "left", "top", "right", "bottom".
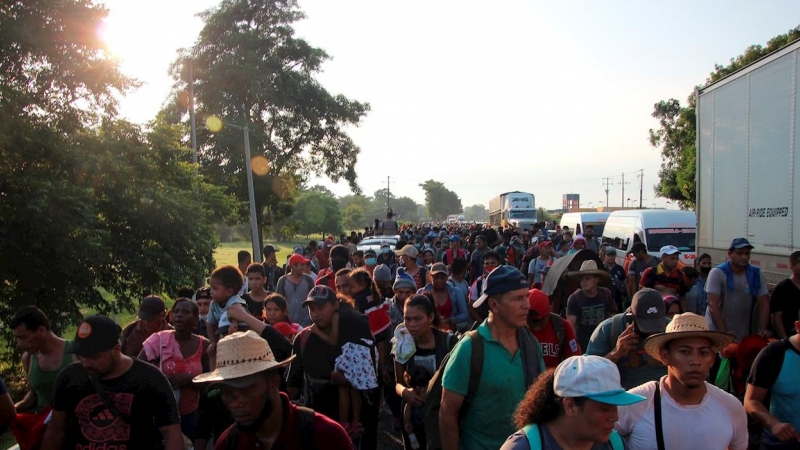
{"left": 272, "top": 174, "right": 296, "bottom": 199}
{"left": 251, "top": 156, "right": 270, "bottom": 176}
{"left": 206, "top": 116, "right": 223, "bottom": 133}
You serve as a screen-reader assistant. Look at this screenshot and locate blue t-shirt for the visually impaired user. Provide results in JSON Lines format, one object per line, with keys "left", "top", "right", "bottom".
{"left": 748, "top": 339, "right": 800, "bottom": 448}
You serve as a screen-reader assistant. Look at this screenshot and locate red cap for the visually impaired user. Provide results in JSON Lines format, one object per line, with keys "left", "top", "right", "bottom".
{"left": 528, "top": 289, "right": 550, "bottom": 319}
{"left": 288, "top": 254, "right": 310, "bottom": 266}
{"left": 537, "top": 241, "right": 553, "bottom": 250}
{"left": 272, "top": 322, "right": 297, "bottom": 338}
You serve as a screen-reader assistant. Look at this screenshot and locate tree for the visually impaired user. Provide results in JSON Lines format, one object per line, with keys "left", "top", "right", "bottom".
{"left": 343, "top": 203, "right": 366, "bottom": 232}
{"left": 419, "top": 180, "right": 463, "bottom": 221}
{"left": 292, "top": 190, "right": 341, "bottom": 237}
{"left": 463, "top": 204, "right": 488, "bottom": 222}
{"left": 392, "top": 197, "right": 422, "bottom": 222}
{"left": 651, "top": 27, "right": 800, "bottom": 209}
{"left": 166, "top": 0, "right": 369, "bottom": 251}
{"left": 0, "top": 1, "right": 231, "bottom": 338}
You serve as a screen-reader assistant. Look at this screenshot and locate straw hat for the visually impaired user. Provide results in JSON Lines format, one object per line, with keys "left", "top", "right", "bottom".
{"left": 644, "top": 313, "right": 735, "bottom": 360}
{"left": 193, "top": 330, "right": 295, "bottom": 384}
{"left": 567, "top": 260, "right": 611, "bottom": 279}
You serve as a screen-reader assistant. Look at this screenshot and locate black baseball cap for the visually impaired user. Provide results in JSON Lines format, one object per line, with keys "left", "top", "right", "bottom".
{"left": 67, "top": 315, "right": 122, "bottom": 357}
{"left": 302, "top": 285, "right": 338, "bottom": 307}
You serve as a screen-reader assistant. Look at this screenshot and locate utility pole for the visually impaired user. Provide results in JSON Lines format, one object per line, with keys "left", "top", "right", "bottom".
{"left": 637, "top": 169, "right": 644, "bottom": 209}
{"left": 618, "top": 173, "right": 630, "bottom": 208}
{"left": 602, "top": 177, "right": 613, "bottom": 210}
{"left": 189, "top": 60, "right": 198, "bottom": 192}
{"left": 385, "top": 176, "right": 392, "bottom": 212}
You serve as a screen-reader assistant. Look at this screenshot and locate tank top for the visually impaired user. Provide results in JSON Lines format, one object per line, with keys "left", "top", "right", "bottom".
{"left": 437, "top": 292, "right": 453, "bottom": 319}
{"left": 29, "top": 340, "right": 73, "bottom": 412}
{"left": 161, "top": 336, "right": 207, "bottom": 415}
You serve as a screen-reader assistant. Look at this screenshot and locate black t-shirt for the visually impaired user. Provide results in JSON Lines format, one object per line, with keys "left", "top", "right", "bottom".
{"left": 770, "top": 279, "right": 800, "bottom": 337}
{"left": 52, "top": 359, "right": 180, "bottom": 448}
{"left": 241, "top": 293, "right": 266, "bottom": 317}
{"left": 260, "top": 325, "right": 293, "bottom": 362}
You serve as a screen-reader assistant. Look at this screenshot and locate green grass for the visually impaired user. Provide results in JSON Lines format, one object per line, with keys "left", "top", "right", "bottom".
{"left": 215, "top": 240, "right": 307, "bottom": 267}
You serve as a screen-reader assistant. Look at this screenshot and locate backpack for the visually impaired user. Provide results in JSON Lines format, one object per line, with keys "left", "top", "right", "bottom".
{"left": 522, "top": 423, "right": 624, "bottom": 450}
{"left": 549, "top": 313, "right": 567, "bottom": 354}
{"left": 225, "top": 405, "right": 315, "bottom": 450}
{"left": 423, "top": 328, "right": 544, "bottom": 450}
{"left": 521, "top": 247, "right": 539, "bottom": 277}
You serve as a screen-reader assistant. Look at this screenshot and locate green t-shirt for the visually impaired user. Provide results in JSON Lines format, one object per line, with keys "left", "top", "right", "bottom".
{"left": 442, "top": 321, "right": 536, "bottom": 450}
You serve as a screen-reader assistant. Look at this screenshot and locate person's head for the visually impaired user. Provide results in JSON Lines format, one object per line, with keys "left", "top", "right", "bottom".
{"left": 210, "top": 265, "right": 244, "bottom": 304}
{"left": 584, "top": 225, "right": 595, "bottom": 239}
{"left": 475, "top": 235, "right": 487, "bottom": 250}
{"left": 482, "top": 251, "right": 502, "bottom": 276}
{"left": 404, "top": 294, "right": 440, "bottom": 337}
{"left": 789, "top": 251, "right": 800, "bottom": 277}
{"left": 631, "top": 242, "right": 648, "bottom": 259}
{"left": 373, "top": 264, "right": 392, "bottom": 293}
{"left": 193, "top": 331, "right": 295, "bottom": 428}
{"left": 663, "top": 295, "right": 683, "bottom": 319}
{"left": 334, "top": 268, "right": 352, "bottom": 296}
{"left": 171, "top": 298, "right": 199, "bottom": 333}
{"left": 176, "top": 286, "right": 195, "bottom": 299}
{"left": 695, "top": 253, "right": 712, "bottom": 276}
{"left": 449, "top": 235, "right": 461, "bottom": 250}
{"left": 568, "top": 260, "right": 609, "bottom": 293}
{"left": 138, "top": 295, "right": 167, "bottom": 334}
{"left": 328, "top": 245, "right": 350, "bottom": 272}
{"left": 393, "top": 268, "right": 417, "bottom": 304}
{"left": 379, "top": 242, "right": 391, "bottom": 256}
{"left": 681, "top": 266, "right": 698, "bottom": 288}
{"left": 351, "top": 250, "right": 365, "bottom": 267}
{"left": 659, "top": 246, "right": 681, "bottom": 271}
{"left": 603, "top": 247, "right": 617, "bottom": 266}
{"left": 287, "top": 254, "right": 310, "bottom": 275}
{"left": 237, "top": 250, "right": 252, "bottom": 270}
{"left": 264, "top": 293, "right": 290, "bottom": 325}
{"left": 430, "top": 263, "right": 449, "bottom": 291}
{"left": 571, "top": 235, "right": 586, "bottom": 251}
{"left": 245, "top": 263, "right": 267, "bottom": 292}
{"left": 11, "top": 306, "right": 52, "bottom": 353}
{"left": 68, "top": 315, "right": 124, "bottom": 378}
{"left": 262, "top": 245, "right": 278, "bottom": 265}
{"left": 323, "top": 239, "right": 334, "bottom": 253}
{"left": 727, "top": 238, "right": 754, "bottom": 269}
{"left": 303, "top": 285, "right": 340, "bottom": 329}
{"left": 195, "top": 286, "right": 213, "bottom": 318}
{"left": 394, "top": 244, "right": 420, "bottom": 268}
{"left": 645, "top": 313, "right": 734, "bottom": 389}
{"left": 562, "top": 231, "right": 573, "bottom": 243}
{"left": 538, "top": 241, "right": 553, "bottom": 258}
{"left": 308, "top": 240, "right": 318, "bottom": 251}
{"left": 473, "top": 266, "right": 530, "bottom": 328}
{"left": 629, "top": 288, "right": 667, "bottom": 337}
{"left": 526, "top": 289, "right": 551, "bottom": 331}
{"left": 450, "top": 258, "right": 467, "bottom": 277}
{"left": 364, "top": 249, "right": 377, "bottom": 267}
{"left": 404, "top": 365, "right": 432, "bottom": 397}
{"left": 349, "top": 267, "right": 379, "bottom": 298}
{"left": 502, "top": 231, "right": 512, "bottom": 244}
{"left": 512, "top": 356, "right": 644, "bottom": 442}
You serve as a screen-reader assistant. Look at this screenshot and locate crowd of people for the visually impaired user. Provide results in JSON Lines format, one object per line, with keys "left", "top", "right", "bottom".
{"left": 3, "top": 214, "right": 800, "bottom": 450}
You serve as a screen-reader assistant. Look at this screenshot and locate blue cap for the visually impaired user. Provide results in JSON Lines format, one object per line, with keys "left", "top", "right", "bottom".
{"left": 449, "top": 235, "right": 460, "bottom": 243}
{"left": 472, "top": 266, "right": 529, "bottom": 308}
{"left": 729, "top": 237, "right": 754, "bottom": 250}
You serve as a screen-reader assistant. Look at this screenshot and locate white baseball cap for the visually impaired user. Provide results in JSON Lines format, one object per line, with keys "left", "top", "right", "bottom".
{"left": 660, "top": 245, "right": 680, "bottom": 255}
{"left": 554, "top": 356, "right": 646, "bottom": 406}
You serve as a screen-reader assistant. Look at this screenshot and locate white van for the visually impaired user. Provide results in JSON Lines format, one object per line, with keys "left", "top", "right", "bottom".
{"left": 601, "top": 210, "right": 697, "bottom": 266}
{"left": 559, "top": 212, "right": 610, "bottom": 237}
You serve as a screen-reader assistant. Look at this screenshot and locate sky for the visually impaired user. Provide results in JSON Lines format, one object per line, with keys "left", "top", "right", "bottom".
{"left": 98, "top": 0, "right": 800, "bottom": 211}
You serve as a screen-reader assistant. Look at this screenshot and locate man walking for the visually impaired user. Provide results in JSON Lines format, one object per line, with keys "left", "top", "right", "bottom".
{"left": 639, "top": 245, "right": 691, "bottom": 308}
{"left": 42, "top": 315, "right": 183, "bottom": 450}
{"left": 276, "top": 254, "right": 316, "bottom": 327}
{"left": 768, "top": 251, "right": 800, "bottom": 339}
{"left": 706, "top": 238, "right": 770, "bottom": 340}
{"left": 566, "top": 260, "right": 615, "bottom": 352}
{"left": 627, "top": 242, "right": 659, "bottom": 299}
{"left": 120, "top": 296, "right": 172, "bottom": 358}
{"left": 615, "top": 313, "right": 747, "bottom": 450}
{"left": 440, "top": 266, "right": 545, "bottom": 450}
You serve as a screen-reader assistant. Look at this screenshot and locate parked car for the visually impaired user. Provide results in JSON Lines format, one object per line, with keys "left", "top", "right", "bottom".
{"left": 356, "top": 236, "right": 399, "bottom": 253}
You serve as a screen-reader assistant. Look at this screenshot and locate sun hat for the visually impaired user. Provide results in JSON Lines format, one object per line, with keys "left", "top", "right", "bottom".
{"left": 472, "top": 265, "right": 529, "bottom": 308}
{"left": 373, "top": 264, "right": 392, "bottom": 282}
{"left": 67, "top": 315, "right": 123, "bottom": 357}
{"left": 393, "top": 268, "right": 417, "bottom": 291}
{"left": 527, "top": 289, "right": 550, "bottom": 320}
{"left": 644, "top": 312, "right": 735, "bottom": 360}
{"left": 729, "top": 237, "right": 754, "bottom": 250}
{"left": 660, "top": 245, "right": 680, "bottom": 255}
{"left": 566, "top": 260, "right": 611, "bottom": 279}
{"left": 287, "top": 254, "right": 310, "bottom": 266}
{"left": 193, "top": 331, "right": 295, "bottom": 385}
{"left": 302, "top": 285, "right": 338, "bottom": 308}
{"left": 139, "top": 295, "right": 166, "bottom": 321}
{"left": 630, "top": 288, "right": 667, "bottom": 335}
{"left": 394, "top": 244, "right": 419, "bottom": 258}
{"left": 430, "top": 262, "right": 448, "bottom": 276}
{"left": 554, "top": 356, "right": 646, "bottom": 406}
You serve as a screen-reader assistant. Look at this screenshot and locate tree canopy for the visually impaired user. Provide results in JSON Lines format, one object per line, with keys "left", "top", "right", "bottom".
{"left": 0, "top": 1, "right": 230, "bottom": 335}
{"left": 419, "top": 180, "right": 463, "bottom": 221}
{"left": 651, "top": 27, "right": 800, "bottom": 209}
{"left": 166, "top": 0, "right": 369, "bottom": 250}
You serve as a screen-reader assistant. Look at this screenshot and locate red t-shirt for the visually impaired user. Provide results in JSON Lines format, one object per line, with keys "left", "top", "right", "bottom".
{"left": 530, "top": 316, "right": 581, "bottom": 368}
{"left": 215, "top": 392, "right": 353, "bottom": 450}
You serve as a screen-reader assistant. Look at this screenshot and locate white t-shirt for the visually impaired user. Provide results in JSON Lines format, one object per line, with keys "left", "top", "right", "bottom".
{"left": 615, "top": 377, "right": 748, "bottom": 450}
